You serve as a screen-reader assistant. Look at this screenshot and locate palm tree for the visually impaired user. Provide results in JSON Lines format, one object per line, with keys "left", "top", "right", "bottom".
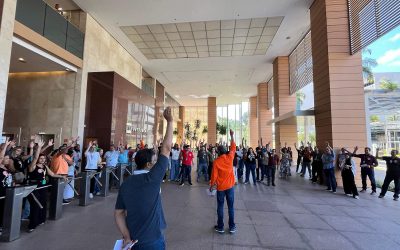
{"left": 362, "top": 48, "right": 378, "bottom": 87}
{"left": 380, "top": 78, "right": 398, "bottom": 91}
{"left": 370, "top": 115, "right": 379, "bottom": 123}
{"left": 296, "top": 91, "right": 306, "bottom": 107}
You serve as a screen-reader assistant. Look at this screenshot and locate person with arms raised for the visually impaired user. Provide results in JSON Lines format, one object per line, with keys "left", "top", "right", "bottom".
{"left": 210, "top": 129, "right": 236, "bottom": 234}
{"left": 114, "top": 107, "right": 173, "bottom": 250}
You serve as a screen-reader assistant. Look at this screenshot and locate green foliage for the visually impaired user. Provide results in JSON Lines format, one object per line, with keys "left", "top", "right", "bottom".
{"left": 194, "top": 119, "right": 201, "bottom": 129}
{"left": 202, "top": 126, "right": 208, "bottom": 134}
{"left": 173, "top": 128, "right": 178, "bottom": 135}
{"left": 362, "top": 48, "right": 378, "bottom": 86}
{"left": 296, "top": 91, "right": 306, "bottom": 106}
{"left": 387, "top": 115, "right": 400, "bottom": 122}
{"left": 219, "top": 124, "right": 227, "bottom": 135}
{"left": 370, "top": 115, "right": 379, "bottom": 123}
{"left": 380, "top": 78, "right": 398, "bottom": 91}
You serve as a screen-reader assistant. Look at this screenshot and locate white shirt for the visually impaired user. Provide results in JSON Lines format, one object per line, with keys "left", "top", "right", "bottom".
{"left": 171, "top": 149, "right": 180, "bottom": 160}
{"left": 85, "top": 151, "right": 101, "bottom": 170}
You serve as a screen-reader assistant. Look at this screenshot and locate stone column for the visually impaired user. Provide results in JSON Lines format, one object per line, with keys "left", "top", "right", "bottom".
{"left": 249, "top": 96, "right": 258, "bottom": 148}
{"left": 177, "top": 106, "right": 185, "bottom": 144}
{"left": 310, "top": 0, "right": 367, "bottom": 186}
{"left": 207, "top": 97, "right": 216, "bottom": 145}
{"left": 0, "top": 0, "right": 17, "bottom": 133}
{"left": 257, "top": 82, "right": 273, "bottom": 145}
{"left": 273, "top": 56, "right": 297, "bottom": 149}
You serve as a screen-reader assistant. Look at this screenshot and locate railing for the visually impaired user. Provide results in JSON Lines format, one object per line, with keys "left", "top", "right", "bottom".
{"left": 15, "top": 0, "right": 84, "bottom": 59}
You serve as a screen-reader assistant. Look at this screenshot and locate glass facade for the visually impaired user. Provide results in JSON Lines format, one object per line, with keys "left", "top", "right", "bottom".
{"left": 217, "top": 102, "right": 249, "bottom": 144}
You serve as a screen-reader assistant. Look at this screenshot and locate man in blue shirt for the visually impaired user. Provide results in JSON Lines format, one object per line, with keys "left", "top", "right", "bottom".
{"left": 104, "top": 144, "right": 120, "bottom": 168}
{"left": 115, "top": 107, "right": 173, "bottom": 250}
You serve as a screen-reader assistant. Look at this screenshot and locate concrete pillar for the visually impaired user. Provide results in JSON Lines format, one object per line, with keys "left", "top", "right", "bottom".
{"left": 310, "top": 0, "right": 367, "bottom": 186}
{"left": 249, "top": 96, "right": 258, "bottom": 148}
{"left": 207, "top": 97, "right": 216, "bottom": 145}
{"left": 177, "top": 106, "right": 185, "bottom": 144}
{"left": 0, "top": 0, "right": 17, "bottom": 133}
{"left": 273, "top": 57, "right": 297, "bottom": 149}
{"left": 257, "top": 82, "right": 273, "bottom": 145}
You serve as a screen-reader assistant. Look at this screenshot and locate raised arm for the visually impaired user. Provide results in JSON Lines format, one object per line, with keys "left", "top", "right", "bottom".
{"left": 40, "top": 139, "right": 54, "bottom": 154}
{"left": 85, "top": 141, "right": 93, "bottom": 156}
{"left": 0, "top": 138, "right": 12, "bottom": 162}
{"left": 29, "top": 139, "right": 45, "bottom": 173}
{"left": 228, "top": 129, "right": 236, "bottom": 159}
{"left": 161, "top": 107, "right": 173, "bottom": 158}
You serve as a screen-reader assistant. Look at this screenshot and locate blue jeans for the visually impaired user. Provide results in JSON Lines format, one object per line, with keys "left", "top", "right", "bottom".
{"left": 197, "top": 162, "right": 209, "bottom": 181}
{"left": 324, "top": 168, "right": 337, "bottom": 192}
{"left": 245, "top": 163, "right": 256, "bottom": 184}
{"left": 170, "top": 159, "right": 179, "bottom": 180}
{"left": 217, "top": 187, "right": 235, "bottom": 230}
{"left": 133, "top": 236, "right": 165, "bottom": 250}
{"left": 301, "top": 161, "right": 312, "bottom": 177}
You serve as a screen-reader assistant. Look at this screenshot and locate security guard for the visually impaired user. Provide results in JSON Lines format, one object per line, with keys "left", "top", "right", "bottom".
{"left": 377, "top": 149, "right": 400, "bottom": 201}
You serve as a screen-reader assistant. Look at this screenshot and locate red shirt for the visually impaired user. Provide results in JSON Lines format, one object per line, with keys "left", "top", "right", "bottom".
{"left": 181, "top": 150, "right": 194, "bottom": 166}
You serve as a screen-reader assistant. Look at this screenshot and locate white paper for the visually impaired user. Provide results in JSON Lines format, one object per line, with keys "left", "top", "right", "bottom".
{"left": 113, "top": 239, "right": 124, "bottom": 250}
{"left": 206, "top": 188, "right": 216, "bottom": 196}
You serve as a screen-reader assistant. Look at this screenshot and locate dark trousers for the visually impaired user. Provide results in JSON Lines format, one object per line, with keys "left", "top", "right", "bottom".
{"left": 267, "top": 166, "right": 276, "bottom": 184}
{"left": 0, "top": 193, "right": 4, "bottom": 227}
{"left": 361, "top": 167, "right": 376, "bottom": 192}
{"left": 208, "top": 163, "right": 213, "bottom": 180}
{"left": 342, "top": 168, "right": 358, "bottom": 196}
{"left": 237, "top": 159, "right": 244, "bottom": 180}
{"left": 301, "top": 161, "right": 312, "bottom": 177}
{"left": 324, "top": 168, "right": 337, "bottom": 192}
{"left": 180, "top": 165, "right": 192, "bottom": 185}
{"left": 217, "top": 187, "right": 235, "bottom": 230}
{"left": 312, "top": 161, "right": 323, "bottom": 184}
{"left": 380, "top": 170, "right": 400, "bottom": 198}
{"left": 296, "top": 157, "right": 302, "bottom": 172}
{"left": 260, "top": 164, "right": 267, "bottom": 181}
{"left": 133, "top": 236, "right": 165, "bottom": 250}
{"left": 245, "top": 163, "right": 256, "bottom": 184}
{"left": 27, "top": 188, "right": 47, "bottom": 230}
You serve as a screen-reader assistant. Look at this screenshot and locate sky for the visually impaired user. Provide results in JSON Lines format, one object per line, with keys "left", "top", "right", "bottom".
{"left": 365, "top": 25, "right": 400, "bottom": 73}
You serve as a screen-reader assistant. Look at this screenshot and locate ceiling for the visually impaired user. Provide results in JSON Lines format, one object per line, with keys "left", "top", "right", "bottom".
{"left": 72, "top": 0, "right": 314, "bottom": 106}
{"left": 9, "top": 42, "right": 70, "bottom": 73}
{"left": 121, "top": 17, "right": 283, "bottom": 59}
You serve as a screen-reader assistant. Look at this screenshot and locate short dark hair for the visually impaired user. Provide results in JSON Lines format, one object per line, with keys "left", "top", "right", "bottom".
{"left": 217, "top": 145, "right": 227, "bottom": 156}
{"left": 135, "top": 149, "right": 155, "bottom": 170}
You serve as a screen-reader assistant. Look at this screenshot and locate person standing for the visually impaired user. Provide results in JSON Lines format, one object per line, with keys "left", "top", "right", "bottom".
{"left": 245, "top": 148, "right": 257, "bottom": 185}
{"left": 210, "top": 129, "right": 236, "bottom": 234}
{"left": 294, "top": 143, "right": 304, "bottom": 173}
{"left": 352, "top": 146, "right": 378, "bottom": 194}
{"left": 197, "top": 146, "right": 209, "bottom": 182}
{"left": 180, "top": 145, "right": 194, "bottom": 186}
{"left": 236, "top": 145, "right": 243, "bottom": 182}
{"left": 255, "top": 146, "right": 263, "bottom": 181}
{"left": 170, "top": 144, "right": 181, "bottom": 181}
{"left": 311, "top": 146, "right": 323, "bottom": 184}
{"left": 377, "top": 149, "right": 400, "bottom": 201}
{"left": 84, "top": 141, "right": 102, "bottom": 198}
{"left": 208, "top": 147, "right": 217, "bottom": 181}
{"left": 322, "top": 142, "right": 336, "bottom": 193}
{"left": 300, "top": 147, "right": 312, "bottom": 179}
{"left": 267, "top": 149, "right": 279, "bottom": 186}
{"left": 114, "top": 107, "right": 173, "bottom": 250}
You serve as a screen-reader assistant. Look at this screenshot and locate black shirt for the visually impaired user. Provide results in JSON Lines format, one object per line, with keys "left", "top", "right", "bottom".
{"left": 382, "top": 156, "right": 400, "bottom": 172}
{"left": 246, "top": 152, "right": 256, "bottom": 164}
{"left": 115, "top": 155, "right": 168, "bottom": 245}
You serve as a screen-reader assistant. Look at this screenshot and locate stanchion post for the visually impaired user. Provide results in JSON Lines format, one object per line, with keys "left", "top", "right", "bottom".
{"left": 116, "top": 164, "right": 127, "bottom": 188}
{"left": 79, "top": 172, "right": 91, "bottom": 206}
{"left": 100, "top": 167, "right": 110, "bottom": 197}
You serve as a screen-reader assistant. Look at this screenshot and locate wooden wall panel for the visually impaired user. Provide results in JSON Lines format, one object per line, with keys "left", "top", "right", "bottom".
{"left": 249, "top": 96, "right": 258, "bottom": 148}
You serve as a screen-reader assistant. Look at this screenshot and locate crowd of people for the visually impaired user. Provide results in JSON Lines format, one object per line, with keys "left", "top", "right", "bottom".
{"left": 1, "top": 109, "right": 399, "bottom": 248}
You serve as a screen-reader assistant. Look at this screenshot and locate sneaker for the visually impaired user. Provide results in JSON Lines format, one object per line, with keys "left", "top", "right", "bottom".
{"left": 359, "top": 189, "right": 366, "bottom": 193}
{"left": 89, "top": 193, "right": 94, "bottom": 199}
{"left": 96, "top": 192, "right": 101, "bottom": 196}
{"left": 346, "top": 194, "right": 353, "bottom": 197}
{"left": 332, "top": 191, "right": 337, "bottom": 194}
{"left": 162, "top": 180, "right": 165, "bottom": 183}
{"left": 300, "top": 174, "right": 304, "bottom": 177}
{"left": 62, "top": 199, "right": 71, "bottom": 205}
{"left": 272, "top": 183, "right": 276, "bottom": 187}
{"left": 394, "top": 197, "right": 399, "bottom": 201}
{"left": 180, "top": 183, "right": 184, "bottom": 187}
{"left": 229, "top": 227, "right": 237, "bottom": 234}
{"left": 378, "top": 194, "right": 384, "bottom": 198}
{"left": 370, "top": 191, "right": 376, "bottom": 195}
{"left": 354, "top": 195, "right": 359, "bottom": 199}
{"left": 325, "top": 188, "right": 331, "bottom": 191}
{"left": 39, "top": 222, "right": 45, "bottom": 226}
{"left": 189, "top": 183, "right": 193, "bottom": 186}
{"left": 214, "top": 226, "right": 224, "bottom": 234}
{"left": 244, "top": 182, "right": 249, "bottom": 185}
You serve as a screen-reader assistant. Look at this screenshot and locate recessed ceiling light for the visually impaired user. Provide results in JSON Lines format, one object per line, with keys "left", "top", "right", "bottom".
{"left": 65, "top": 68, "right": 70, "bottom": 71}
{"left": 18, "top": 57, "right": 26, "bottom": 63}
{"left": 286, "top": 36, "right": 291, "bottom": 40}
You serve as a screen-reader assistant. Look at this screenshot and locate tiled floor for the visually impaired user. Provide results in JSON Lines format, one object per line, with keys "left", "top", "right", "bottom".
{"left": 1, "top": 167, "right": 400, "bottom": 250}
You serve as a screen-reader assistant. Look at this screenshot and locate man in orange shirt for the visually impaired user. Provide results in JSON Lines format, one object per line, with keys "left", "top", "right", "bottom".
{"left": 210, "top": 129, "right": 236, "bottom": 234}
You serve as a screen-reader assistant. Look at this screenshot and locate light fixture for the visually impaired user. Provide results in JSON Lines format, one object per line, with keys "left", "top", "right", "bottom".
{"left": 286, "top": 36, "right": 291, "bottom": 40}
{"left": 18, "top": 57, "right": 26, "bottom": 63}
{"left": 65, "top": 68, "right": 70, "bottom": 71}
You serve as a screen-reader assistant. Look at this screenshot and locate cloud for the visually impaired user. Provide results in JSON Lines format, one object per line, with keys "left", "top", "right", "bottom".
{"left": 389, "top": 33, "right": 400, "bottom": 42}
{"left": 377, "top": 49, "right": 400, "bottom": 65}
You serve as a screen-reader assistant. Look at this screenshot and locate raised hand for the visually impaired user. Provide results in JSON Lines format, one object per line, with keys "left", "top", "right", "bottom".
{"left": 48, "top": 139, "right": 54, "bottom": 147}
{"left": 230, "top": 129, "right": 234, "bottom": 137}
{"left": 29, "top": 140, "right": 35, "bottom": 149}
{"left": 38, "top": 139, "right": 45, "bottom": 148}
{"left": 163, "top": 107, "right": 173, "bottom": 122}
{"left": 88, "top": 141, "right": 93, "bottom": 147}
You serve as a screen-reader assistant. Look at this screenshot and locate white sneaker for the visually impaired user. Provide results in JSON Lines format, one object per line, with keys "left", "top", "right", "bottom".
{"left": 354, "top": 196, "right": 359, "bottom": 199}
{"left": 89, "top": 193, "right": 94, "bottom": 199}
